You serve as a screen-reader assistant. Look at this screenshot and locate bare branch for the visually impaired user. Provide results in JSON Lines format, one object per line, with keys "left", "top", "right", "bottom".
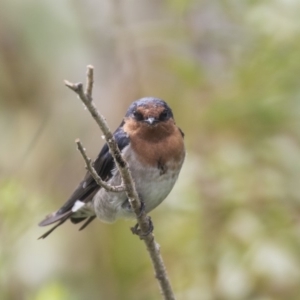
{"left": 76, "top": 139, "right": 125, "bottom": 192}
{"left": 65, "top": 66, "right": 176, "bottom": 300}
{"left": 85, "top": 65, "right": 94, "bottom": 99}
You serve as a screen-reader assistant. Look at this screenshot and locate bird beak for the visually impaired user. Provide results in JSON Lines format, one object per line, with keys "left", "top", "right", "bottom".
{"left": 144, "top": 117, "right": 157, "bottom": 125}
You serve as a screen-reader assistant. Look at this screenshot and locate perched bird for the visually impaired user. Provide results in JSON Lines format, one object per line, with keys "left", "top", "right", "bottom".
{"left": 39, "top": 97, "right": 185, "bottom": 238}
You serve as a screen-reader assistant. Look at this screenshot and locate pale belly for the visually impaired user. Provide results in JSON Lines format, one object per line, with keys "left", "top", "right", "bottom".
{"left": 130, "top": 161, "right": 180, "bottom": 213}
{"left": 92, "top": 145, "right": 184, "bottom": 223}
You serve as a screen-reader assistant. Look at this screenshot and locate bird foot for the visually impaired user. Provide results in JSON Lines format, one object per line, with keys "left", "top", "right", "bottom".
{"left": 131, "top": 216, "right": 154, "bottom": 238}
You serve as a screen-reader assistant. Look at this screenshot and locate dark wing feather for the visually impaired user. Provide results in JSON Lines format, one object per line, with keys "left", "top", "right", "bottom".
{"left": 179, "top": 127, "right": 184, "bottom": 138}
{"left": 38, "top": 125, "right": 129, "bottom": 236}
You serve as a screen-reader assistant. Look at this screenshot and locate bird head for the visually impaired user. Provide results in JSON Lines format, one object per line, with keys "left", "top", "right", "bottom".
{"left": 125, "top": 97, "right": 174, "bottom": 126}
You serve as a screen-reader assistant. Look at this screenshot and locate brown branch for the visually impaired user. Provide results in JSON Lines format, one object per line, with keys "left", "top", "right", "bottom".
{"left": 85, "top": 64, "right": 93, "bottom": 99}
{"left": 65, "top": 65, "right": 176, "bottom": 300}
{"left": 76, "top": 139, "right": 125, "bottom": 192}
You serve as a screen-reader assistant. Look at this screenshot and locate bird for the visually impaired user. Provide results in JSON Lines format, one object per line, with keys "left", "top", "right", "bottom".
{"left": 38, "top": 97, "right": 185, "bottom": 239}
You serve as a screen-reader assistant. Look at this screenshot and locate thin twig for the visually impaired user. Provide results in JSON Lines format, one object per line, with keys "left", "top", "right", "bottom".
{"left": 65, "top": 65, "right": 176, "bottom": 300}
{"left": 85, "top": 65, "right": 93, "bottom": 100}
{"left": 76, "top": 139, "right": 125, "bottom": 192}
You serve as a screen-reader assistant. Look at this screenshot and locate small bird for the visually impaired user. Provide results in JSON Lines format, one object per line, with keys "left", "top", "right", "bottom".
{"left": 39, "top": 97, "right": 185, "bottom": 238}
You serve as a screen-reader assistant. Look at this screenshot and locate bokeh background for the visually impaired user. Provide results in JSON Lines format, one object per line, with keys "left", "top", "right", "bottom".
{"left": 1, "top": 0, "right": 300, "bottom": 299}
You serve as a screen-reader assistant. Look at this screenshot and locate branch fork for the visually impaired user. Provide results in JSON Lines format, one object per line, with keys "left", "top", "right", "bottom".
{"left": 76, "top": 139, "right": 125, "bottom": 193}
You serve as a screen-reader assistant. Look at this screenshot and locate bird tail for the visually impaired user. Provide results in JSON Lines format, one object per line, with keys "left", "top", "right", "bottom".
{"left": 38, "top": 210, "right": 96, "bottom": 239}
{"left": 38, "top": 210, "right": 72, "bottom": 239}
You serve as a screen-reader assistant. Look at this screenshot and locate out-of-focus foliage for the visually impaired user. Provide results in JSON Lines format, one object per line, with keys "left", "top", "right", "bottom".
{"left": 1, "top": 0, "right": 300, "bottom": 299}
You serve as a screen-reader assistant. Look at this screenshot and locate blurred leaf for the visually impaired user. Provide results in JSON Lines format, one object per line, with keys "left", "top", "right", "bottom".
{"left": 34, "top": 282, "right": 71, "bottom": 300}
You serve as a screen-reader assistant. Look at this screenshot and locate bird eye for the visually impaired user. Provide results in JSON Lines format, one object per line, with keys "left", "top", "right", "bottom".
{"left": 133, "top": 111, "right": 143, "bottom": 121}
{"left": 159, "top": 110, "right": 169, "bottom": 121}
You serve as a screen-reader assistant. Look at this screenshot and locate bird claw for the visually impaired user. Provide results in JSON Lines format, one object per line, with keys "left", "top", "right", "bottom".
{"left": 131, "top": 216, "right": 154, "bottom": 238}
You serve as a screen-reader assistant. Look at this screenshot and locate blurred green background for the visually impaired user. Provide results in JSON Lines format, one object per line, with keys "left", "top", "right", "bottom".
{"left": 1, "top": 0, "right": 300, "bottom": 299}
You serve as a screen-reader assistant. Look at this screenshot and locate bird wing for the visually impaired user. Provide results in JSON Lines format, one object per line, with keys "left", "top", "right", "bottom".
{"left": 38, "top": 125, "right": 129, "bottom": 238}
